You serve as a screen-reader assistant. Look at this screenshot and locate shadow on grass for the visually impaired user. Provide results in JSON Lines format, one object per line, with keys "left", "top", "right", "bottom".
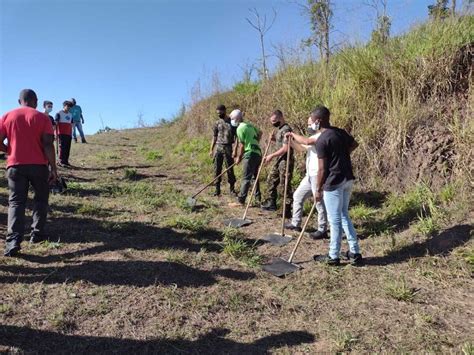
{"left": 364, "top": 224, "right": 473, "bottom": 266}
{"left": 351, "top": 190, "right": 388, "bottom": 209}
{"left": 0, "top": 326, "right": 315, "bottom": 353}
{"left": 0, "top": 260, "right": 254, "bottom": 287}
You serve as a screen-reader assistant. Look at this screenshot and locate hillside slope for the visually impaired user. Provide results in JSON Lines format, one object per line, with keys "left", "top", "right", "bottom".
{"left": 0, "top": 126, "right": 472, "bottom": 353}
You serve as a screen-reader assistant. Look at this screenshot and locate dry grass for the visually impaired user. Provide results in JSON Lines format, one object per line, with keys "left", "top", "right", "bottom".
{"left": 0, "top": 125, "right": 472, "bottom": 353}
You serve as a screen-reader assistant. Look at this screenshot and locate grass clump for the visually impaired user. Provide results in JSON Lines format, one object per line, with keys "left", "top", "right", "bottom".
{"left": 221, "top": 227, "right": 262, "bottom": 267}
{"left": 96, "top": 151, "right": 120, "bottom": 160}
{"left": 76, "top": 202, "right": 108, "bottom": 217}
{"left": 165, "top": 215, "right": 209, "bottom": 232}
{"left": 145, "top": 150, "right": 163, "bottom": 161}
{"left": 385, "top": 277, "right": 419, "bottom": 302}
{"left": 123, "top": 168, "right": 138, "bottom": 180}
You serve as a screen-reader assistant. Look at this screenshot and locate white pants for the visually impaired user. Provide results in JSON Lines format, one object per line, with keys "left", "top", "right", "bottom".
{"left": 291, "top": 175, "right": 327, "bottom": 231}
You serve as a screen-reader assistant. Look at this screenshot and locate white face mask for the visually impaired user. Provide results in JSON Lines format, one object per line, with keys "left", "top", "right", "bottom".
{"left": 45, "top": 107, "right": 53, "bottom": 113}
{"left": 231, "top": 119, "right": 239, "bottom": 127}
{"left": 311, "top": 122, "right": 320, "bottom": 131}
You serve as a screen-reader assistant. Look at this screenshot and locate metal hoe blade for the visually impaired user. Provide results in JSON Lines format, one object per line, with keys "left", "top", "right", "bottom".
{"left": 186, "top": 197, "right": 197, "bottom": 208}
{"left": 261, "top": 233, "right": 292, "bottom": 246}
{"left": 262, "top": 257, "right": 300, "bottom": 277}
{"left": 222, "top": 218, "right": 252, "bottom": 228}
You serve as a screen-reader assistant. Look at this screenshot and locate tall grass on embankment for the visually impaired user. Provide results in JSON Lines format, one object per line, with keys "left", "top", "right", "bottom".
{"left": 174, "top": 16, "right": 473, "bottom": 199}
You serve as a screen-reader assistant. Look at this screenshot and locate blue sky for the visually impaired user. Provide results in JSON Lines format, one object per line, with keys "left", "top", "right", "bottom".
{"left": 0, "top": 0, "right": 445, "bottom": 134}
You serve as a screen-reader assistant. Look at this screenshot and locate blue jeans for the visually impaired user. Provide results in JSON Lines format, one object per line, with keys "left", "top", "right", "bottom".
{"left": 323, "top": 179, "right": 360, "bottom": 259}
{"left": 72, "top": 121, "right": 85, "bottom": 141}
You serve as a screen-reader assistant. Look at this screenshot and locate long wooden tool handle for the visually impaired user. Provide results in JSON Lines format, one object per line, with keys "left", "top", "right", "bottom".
{"left": 192, "top": 161, "right": 236, "bottom": 199}
{"left": 288, "top": 202, "right": 317, "bottom": 263}
{"left": 242, "top": 130, "right": 274, "bottom": 220}
{"left": 280, "top": 136, "right": 292, "bottom": 236}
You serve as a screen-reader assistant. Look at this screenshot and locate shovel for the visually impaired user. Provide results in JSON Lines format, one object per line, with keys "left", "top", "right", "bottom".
{"left": 186, "top": 162, "right": 236, "bottom": 208}
{"left": 223, "top": 131, "right": 273, "bottom": 228}
{"left": 261, "top": 136, "right": 293, "bottom": 246}
{"left": 262, "top": 202, "right": 317, "bottom": 277}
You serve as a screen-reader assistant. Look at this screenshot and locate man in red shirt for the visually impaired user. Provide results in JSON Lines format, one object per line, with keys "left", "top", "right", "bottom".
{"left": 0, "top": 89, "right": 57, "bottom": 256}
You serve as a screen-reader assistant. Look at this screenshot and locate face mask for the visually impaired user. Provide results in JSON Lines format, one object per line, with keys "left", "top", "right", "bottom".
{"left": 307, "top": 127, "right": 316, "bottom": 135}
{"left": 272, "top": 121, "right": 281, "bottom": 128}
{"left": 231, "top": 119, "right": 239, "bottom": 127}
{"left": 45, "top": 107, "right": 53, "bottom": 113}
{"left": 311, "top": 122, "right": 320, "bottom": 131}
{"left": 218, "top": 113, "right": 225, "bottom": 119}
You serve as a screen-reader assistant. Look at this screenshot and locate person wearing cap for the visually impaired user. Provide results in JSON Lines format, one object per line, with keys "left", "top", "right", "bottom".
{"left": 209, "top": 104, "right": 237, "bottom": 196}
{"left": 55, "top": 101, "right": 74, "bottom": 166}
{"left": 69, "top": 98, "right": 86, "bottom": 143}
{"left": 231, "top": 109, "right": 262, "bottom": 205}
{"left": 261, "top": 110, "right": 294, "bottom": 217}
{"left": 0, "top": 89, "right": 57, "bottom": 256}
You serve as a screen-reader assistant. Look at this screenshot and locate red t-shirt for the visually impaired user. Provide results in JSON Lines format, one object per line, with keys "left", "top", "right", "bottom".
{"left": 0, "top": 106, "right": 54, "bottom": 167}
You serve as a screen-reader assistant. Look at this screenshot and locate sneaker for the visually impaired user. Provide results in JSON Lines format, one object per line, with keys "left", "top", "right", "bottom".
{"left": 309, "top": 230, "right": 329, "bottom": 240}
{"left": 4, "top": 240, "right": 21, "bottom": 257}
{"left": 313, "top": 254, "right": 340, "bottom": 266}
{"left": 261, "top": 200, "right": 277, "bottom": 211}
{"left": 284, "top": 222, "right": 301, "bottom": 232}
{"left": 344, "top": 251, "right": 364, "bottom": 266}
{"left": 81, "top": 139, "right": 87, "bottom": 143}
{"left": 29, "top": 233, "right": 46, "bottom": 244}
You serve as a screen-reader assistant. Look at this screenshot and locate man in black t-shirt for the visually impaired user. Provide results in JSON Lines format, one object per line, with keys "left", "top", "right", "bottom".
{"left": 311, "top": 106, "right": 362, "bottom": 266}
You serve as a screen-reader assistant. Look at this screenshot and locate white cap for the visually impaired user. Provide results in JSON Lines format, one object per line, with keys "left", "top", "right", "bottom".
{"left": 229, "top": 109, "right": 242, "bottom": 120}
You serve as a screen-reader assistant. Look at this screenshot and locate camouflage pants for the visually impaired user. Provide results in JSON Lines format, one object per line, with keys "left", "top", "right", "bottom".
{"left": 214, "top": 145, "right": 236, "bottom": 187}
{"left": 265, "top": 159, "right": 294, "bottom": 205}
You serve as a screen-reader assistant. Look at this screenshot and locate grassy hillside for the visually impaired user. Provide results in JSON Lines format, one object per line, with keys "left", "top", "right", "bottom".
{"left": 0, "top": 126, "right": 472, "bottom": 353}
{"left": 179, "top": 16, "right": 473, "bottom": 192}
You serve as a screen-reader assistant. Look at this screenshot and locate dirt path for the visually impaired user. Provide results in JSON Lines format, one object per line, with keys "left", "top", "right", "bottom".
{"left": 0, "top": 127, "right": 472, "bottom": 353}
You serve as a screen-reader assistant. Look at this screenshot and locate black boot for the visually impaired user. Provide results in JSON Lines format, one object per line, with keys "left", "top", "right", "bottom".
{"left": 229, "top": 184, "right": 238, "bottom": 196}
{"left": 213, "top": 185, "right": 221, "bottom": 197}
{"left": 4, "top": 238, "right": 21, "bottom": 257}
{"left": 261, "top": 199, "right": 277, "bottom": 211}
{"left": 284, "top": 204, "right": 292, "bottom": 219}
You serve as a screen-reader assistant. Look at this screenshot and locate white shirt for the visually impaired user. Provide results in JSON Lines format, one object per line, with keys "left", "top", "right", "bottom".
{"left": 306, "top": 133, "right": 321, "bottom": 177}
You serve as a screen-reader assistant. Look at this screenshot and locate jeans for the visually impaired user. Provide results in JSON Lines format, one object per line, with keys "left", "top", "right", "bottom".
{"left": 6, "top": 165, "right": 50, "bottom": 243}
{"left": 323, "top": 179, "right": 360, "bottom": 259}
{"left": 291, "top": 175, "right": 327, "bottom": 232}
{"left": 238, "top": 153, "right": 262, "bottom": 203}
{"left": 72, "top": 121, "right": 85, "bottom": 141}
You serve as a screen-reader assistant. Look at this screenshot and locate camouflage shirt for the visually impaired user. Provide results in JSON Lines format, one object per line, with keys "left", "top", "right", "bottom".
{"left": 213, "top": 117, "right": 236, "bottom": 145}
{"left": 275, "top": 123, "right": 294, "bottom": 162}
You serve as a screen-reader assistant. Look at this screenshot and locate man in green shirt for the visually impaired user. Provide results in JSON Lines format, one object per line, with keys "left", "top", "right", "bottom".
{"left": 231, "top": 109, "right": 262, "bottom": 205}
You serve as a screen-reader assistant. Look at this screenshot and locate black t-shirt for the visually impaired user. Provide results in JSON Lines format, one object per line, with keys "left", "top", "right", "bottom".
{"left": 315, "top": 127, "right": 355, "bottom": 191}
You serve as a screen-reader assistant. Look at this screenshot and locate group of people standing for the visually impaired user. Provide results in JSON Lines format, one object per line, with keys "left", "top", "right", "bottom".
{"left": 210, "top": 105, "right": 362, "bottom": 265}
{"left": 0, "top": 89, "right": 87, "bottom": 257}
{"left": 43, "top": 98, "right": 87, "bottom": 166}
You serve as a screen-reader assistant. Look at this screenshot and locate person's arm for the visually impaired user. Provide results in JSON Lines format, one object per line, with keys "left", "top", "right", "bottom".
{"left": 0, "top": 133, "right": 7, "bottom": 153}
{"left": 235, "top": 141, "right": 244, "bottom": 165}
{"left": 264, "top": 144, "right": 287, "bottom": 164}
{"left": 209, "top": 123, "right": 218, "bottom": 157}
{"left": 41, "top": 133, "right": 57, "bottom": 183}
{"left": 288, "top": 131, "right": 317, "bottom": 145}
{"left": 290, "top": 140, "right": 309, "bottom": 153}
{"left": 314, "top": 158, "right": 327, "bottom": 202}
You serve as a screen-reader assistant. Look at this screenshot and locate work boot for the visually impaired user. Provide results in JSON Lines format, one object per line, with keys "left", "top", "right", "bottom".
{"left": 213, "top": 185, "right": 221, "bottom": 197}
{"left": 284, "top": 222, "right": 301, "bottom": 232}
{"left": 81, "top": 139, "right": 87, "bottom": 144}
{"left": 284, "top": 205, "right": 292, "bottom": 219}
{"left": 29, "top": 232, "right": 46, "bottom": 244}
{"left": 74, "top": 137, "right": 78, "bottom": 143}
{"left": 313, "top": 254, "right": 340, "bottom": 266}
{"left": 344, "top": 251, "right": 364, "bottom": 266}
{"left": 261, "top": 200, "right": 277, "bottom": 211}
{"left": 229, "top": 185, "right": 238, "bottom": 196}
{"left": 4, "top": 239, "right": 21, "bottom": 257}
{"left": 309, "top": 230, "right": 329, "bottom": 240}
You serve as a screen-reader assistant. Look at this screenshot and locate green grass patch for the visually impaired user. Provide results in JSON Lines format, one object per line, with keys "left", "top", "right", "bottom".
{"left": 385, "top": 277, "right": 419, "bottom": 302}
{"left": 96, "top": 151, "right": 120, "bottom": 160}
{"left": 165, "top": 215, "right": 210, "bottom": 232}
{"left": 123, "top": 168, "right": 138, "bottom": 180}
{"left": 221, "top": 227, "right": 262, "bottom": 267}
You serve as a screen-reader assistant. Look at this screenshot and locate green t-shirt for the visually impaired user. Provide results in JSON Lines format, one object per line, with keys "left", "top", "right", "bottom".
{"left": 237, "top": 122, "right": 261, "bottom": 158}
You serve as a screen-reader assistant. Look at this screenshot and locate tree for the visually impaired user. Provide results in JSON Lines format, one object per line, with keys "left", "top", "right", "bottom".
{"left": 246, "top": 8, "right": 277, "bottom": 80}
{"left": 301, "top": 0, "right": 333, "bottom": 65}
{"left": 428, "top": 0, "right": 449, "bottom": 20}
{"left": 366, "top": 0, "right": 391, "bottom": 45}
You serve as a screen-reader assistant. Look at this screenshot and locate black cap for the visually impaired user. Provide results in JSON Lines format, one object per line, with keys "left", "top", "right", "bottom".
{"left": 63, "top": 100, "right": 73, "bottom": 107}
{"left": 216, "top": 104, "right": 226, "bottom": 111}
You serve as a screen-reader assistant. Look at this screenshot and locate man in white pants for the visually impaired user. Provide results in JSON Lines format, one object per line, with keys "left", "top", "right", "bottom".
{"left": 285, "top": 117, "right": 328, "bottom": 239}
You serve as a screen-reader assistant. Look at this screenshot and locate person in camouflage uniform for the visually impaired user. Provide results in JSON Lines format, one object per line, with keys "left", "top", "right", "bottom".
{"left": 209, "top": 104, "right": 237, "bottom": 196}
{"left": 261, "top": 110, "right": 294, "bottom": 217}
